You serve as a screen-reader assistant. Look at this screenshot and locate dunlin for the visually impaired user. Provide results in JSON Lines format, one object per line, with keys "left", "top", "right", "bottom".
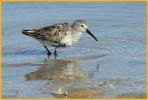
{"left": 22, "top": 19, "right": 98, "bottom": 56}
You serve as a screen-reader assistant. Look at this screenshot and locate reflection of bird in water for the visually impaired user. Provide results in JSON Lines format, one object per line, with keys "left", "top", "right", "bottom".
{"left": 22, "top": 19, "right": 98, "bottom": 57}
{"left": 25, "top": 58, "right": 90, "bottom": 83}
{"left": 24, "top": 56, "right": 103, "bottom": 98}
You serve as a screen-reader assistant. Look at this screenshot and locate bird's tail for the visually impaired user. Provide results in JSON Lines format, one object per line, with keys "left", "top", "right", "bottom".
{"left": 22, "top": 29, "right": 37, "bottom": 36}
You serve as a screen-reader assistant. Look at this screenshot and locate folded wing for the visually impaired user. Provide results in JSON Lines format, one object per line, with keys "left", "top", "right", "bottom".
{"left": 22, "top": 23, "right": 70, "bottom": 43}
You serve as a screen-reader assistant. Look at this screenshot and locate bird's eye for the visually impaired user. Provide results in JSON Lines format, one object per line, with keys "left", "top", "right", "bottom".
{"left": 81, "top": 25, "right": 84, "bottom": 27}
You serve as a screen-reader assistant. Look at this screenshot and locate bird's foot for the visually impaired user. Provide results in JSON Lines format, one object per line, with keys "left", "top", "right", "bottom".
{"left": 54, "top": 54, "right": 57, "bottom": 59}
{"left": 54, "top": 50, "right": 58, "bottom": 59}
{"left": 54, "top": 51, "right": 57, "bottom": 56}
{"left": 47, "top": 52, "right": 52, "bottom": 58}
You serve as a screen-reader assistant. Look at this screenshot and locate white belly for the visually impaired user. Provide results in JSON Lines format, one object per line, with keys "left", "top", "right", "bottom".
{"left": 37, "top": 37, "right": 72, "bottom": 48}
{"left": 61, "top": 32, "right": 82, "bottom": 46}
{"left": 37, "top": 32, "right": 82, "bottom": 47}
{"left": 61, "top": 36, "right": 73, "bottom": 46}
{"left": 38, "top": 40, "right": 59, "bottom": 47}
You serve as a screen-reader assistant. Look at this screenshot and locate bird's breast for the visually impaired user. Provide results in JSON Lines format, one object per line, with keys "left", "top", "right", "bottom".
{"left": 71, "top": 32, "right": 82, "bottom": 43}
{"left": 60, "top": 32, "right": 82, "bottom": 46}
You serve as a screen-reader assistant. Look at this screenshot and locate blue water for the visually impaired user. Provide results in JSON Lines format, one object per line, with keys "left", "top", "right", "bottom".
{"left": 2, "top": 2, "right": 146, "bottom": 98}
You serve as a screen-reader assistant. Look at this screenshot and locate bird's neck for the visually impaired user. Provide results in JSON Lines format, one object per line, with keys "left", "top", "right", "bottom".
{"left": 70, "top": 26, "right": 82, "bottom": 43}
{"left": 71, "top": 25, "right": 82, "bottom": 33}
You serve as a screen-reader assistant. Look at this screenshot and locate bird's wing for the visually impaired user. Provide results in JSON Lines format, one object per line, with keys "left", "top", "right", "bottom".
{"left": 34, "top": 23, "right": 71, "bottom": 43}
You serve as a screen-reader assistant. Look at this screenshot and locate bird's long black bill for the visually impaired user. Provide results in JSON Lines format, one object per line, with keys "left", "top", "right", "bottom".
{"left": 86, "top": 29, "right": 98, "bottom": 41}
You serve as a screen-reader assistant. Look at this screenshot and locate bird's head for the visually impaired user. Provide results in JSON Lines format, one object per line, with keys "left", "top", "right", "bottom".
{"left": 72, "top": 19, "right": 98, "bottom": 41}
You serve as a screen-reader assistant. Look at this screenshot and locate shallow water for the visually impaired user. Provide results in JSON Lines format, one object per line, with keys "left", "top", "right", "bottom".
{"left": 2, "top": 2, "right": 146, "bottom": 98}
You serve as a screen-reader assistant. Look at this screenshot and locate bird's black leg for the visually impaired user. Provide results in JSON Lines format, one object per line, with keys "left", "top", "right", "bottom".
{"left": 44, "top": 45, "right": 51, "bottom": 57}
{"left": 54, "top": 47, "right": 58, "bottom": 56}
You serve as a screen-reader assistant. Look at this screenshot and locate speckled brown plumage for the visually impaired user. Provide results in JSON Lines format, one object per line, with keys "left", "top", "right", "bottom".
{"left": 23, "top": 23, "right": 71, "bottom": 43}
